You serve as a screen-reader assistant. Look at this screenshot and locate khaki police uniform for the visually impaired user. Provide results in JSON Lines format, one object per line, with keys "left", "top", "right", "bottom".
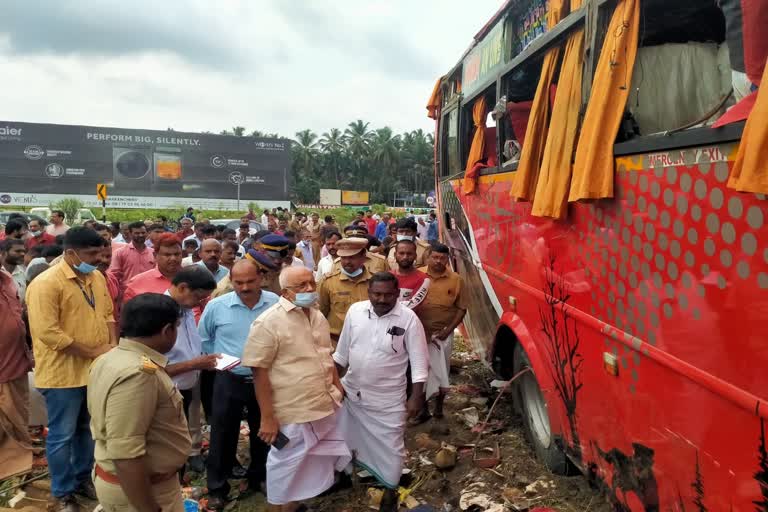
{"left": 330, "top": 251, "right": 388, "bottom": 276}
{"left": 387, "top": 238, "right": 431, "bottom": 271}
{"left": 88, "top": 339, "right": 191, "bottom": 512}
{"left": 318, "top": 267, "right": 373, "bottom": 338}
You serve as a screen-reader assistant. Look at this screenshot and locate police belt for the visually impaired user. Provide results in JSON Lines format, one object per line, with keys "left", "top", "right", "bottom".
{"left": 95, "top": 464, "right": 178, "bottom": 485}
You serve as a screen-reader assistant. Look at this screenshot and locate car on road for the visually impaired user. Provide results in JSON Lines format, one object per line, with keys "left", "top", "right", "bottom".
{"left": 0, "top": 211, "right": 48, "bottom": 230}
{"left": 209, "top": 219, "right": 264, "bottom": 235}
{"left": 30, "top": 207, "right": 97, "bottom": 225}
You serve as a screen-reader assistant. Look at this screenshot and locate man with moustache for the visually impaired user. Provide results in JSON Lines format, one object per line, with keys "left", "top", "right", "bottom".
{"left": 110, "top": 222, "right": 155, "bottom": 294}
{"left": 123, "top": 234, "right": 184, "bottom": 304}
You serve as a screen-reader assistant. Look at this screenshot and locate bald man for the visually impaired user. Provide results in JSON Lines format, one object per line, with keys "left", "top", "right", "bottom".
{"left": 200, "top": 260, "right": 279, "bottom": 508}
{"left": 197, "top": 239, "right": 229, "bottom": 283}
{"left": 243, "top": 266, "right": 347, "bottom": 511}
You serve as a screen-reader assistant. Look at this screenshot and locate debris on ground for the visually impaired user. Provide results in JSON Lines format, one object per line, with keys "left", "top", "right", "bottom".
{"left": 2, "top": 334, "right": 608, "bottom": 512}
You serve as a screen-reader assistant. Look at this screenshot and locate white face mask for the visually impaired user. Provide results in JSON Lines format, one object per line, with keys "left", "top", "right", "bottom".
{"left": 397, "top": 235, "right": 414, "bottom": 242}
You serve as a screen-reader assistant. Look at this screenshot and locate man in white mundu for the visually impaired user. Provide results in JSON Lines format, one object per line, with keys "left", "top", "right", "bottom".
{"left": 242, "top": 266, "right": 349, "bottom": 511}
{"left": 333, "top": 272, "right": 429, "bottom": 512}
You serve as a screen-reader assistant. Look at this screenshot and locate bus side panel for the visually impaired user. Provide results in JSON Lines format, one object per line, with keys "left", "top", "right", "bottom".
{"left": 444, "top": 142, "right": 768, "bottom": 510}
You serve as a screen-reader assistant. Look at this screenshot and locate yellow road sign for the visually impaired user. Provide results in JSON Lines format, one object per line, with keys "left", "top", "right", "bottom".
{"left": 97, "top": 184, "right": 108, "bottom": 201}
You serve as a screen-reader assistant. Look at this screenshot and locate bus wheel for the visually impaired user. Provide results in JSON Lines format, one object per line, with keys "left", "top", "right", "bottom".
{"left": 513, "top": 343, "right": 569, "bottom": 474}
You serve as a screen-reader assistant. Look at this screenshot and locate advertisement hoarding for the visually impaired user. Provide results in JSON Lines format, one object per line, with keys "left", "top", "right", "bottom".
{"left": 341, "top": 190, "right": 369, "bottom": 205}
{"left": 0, "top": 121, "right": 292, "bottom": 208}
{"left": 319, "top": 188, "right": 342, "bottom": 206}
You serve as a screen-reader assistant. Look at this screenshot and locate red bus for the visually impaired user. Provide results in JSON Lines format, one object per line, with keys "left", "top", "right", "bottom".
{"left": 428, "top": 0, "right": 767, "bottom": 510}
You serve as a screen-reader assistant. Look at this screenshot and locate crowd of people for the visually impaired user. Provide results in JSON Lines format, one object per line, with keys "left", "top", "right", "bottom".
{"left": 0, "top": 205, "right": 463, "bottom": 512}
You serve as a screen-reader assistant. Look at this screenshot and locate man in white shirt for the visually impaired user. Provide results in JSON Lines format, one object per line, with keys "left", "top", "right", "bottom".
{"left": 295, "top": 230, "right": 314, "bottom": 271}
{"left": 333, "top": 272, "right": 429, "bottom": 512}
{"left": 314, "top": 230, "right": 341, "bottom": 283}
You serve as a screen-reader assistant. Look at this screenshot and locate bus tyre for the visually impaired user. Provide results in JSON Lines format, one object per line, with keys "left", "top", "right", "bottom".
{"left": 513, "top": 343, "right": 569, "bottom": 475}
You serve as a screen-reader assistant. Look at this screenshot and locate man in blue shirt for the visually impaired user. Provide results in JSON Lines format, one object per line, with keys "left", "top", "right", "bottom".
{"left": 375, "top": 212, "right": 392, "bottom": 241}
{"left": 163, "top": 267, "right": 219, "bottom": 476}
{"left": 199, "top": 258, "right": 279, "bottom": 509}
{"left": 427, "top": 212, "right": 439, "bottom": 242}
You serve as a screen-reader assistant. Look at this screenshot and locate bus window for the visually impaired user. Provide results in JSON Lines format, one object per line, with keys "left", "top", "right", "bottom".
{"left": 498, "top": 55, "right": 544, "bottom": 168}
{"left": 441, "top": 108, "right": 459, "bottom": 177}
{"left": 459, "top": 86, "right": 498, "bottom": 173}
{"left": 621, "top": 1, "right": 730, "bottom": 138}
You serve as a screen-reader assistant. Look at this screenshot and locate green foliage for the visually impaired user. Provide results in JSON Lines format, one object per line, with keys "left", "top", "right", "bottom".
{"left": 289, "top": 121, "right": 435, "bottom": 204}
{"left": 53, "top": 198, "right": 84, "bottom": 224}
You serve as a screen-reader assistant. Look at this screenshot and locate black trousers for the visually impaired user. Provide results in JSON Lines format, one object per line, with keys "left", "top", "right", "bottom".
{"left": 200, "top": 370, "right": 216, "bottom": 421}
{"left": 206, "top": 371, "right": 269, "bottom": 497}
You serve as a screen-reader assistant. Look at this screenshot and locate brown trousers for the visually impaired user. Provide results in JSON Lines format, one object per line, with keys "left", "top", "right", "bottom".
{"left": 0, "top": 376, "right": 33, "bottom": 480}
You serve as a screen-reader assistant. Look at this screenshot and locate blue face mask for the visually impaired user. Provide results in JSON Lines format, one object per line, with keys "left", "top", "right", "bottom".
{"left": 292, "top": 291, "right": 318, "bottom": 308}
{"left": 341, "top": 267, "right": 364, "bottom": 278}
{"left": 71, "top": 252, "right": 98, "bottom": 274}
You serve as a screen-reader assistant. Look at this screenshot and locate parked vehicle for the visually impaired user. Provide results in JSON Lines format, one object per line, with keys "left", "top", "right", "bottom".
{"left": 30, "top": 207, "right": 97, "bottom": 225}
{"left": 429, "top": 1, "right": 767, "bottom": 510}
{"left": 209, "top": 219, "right": 264, "bottom": 235}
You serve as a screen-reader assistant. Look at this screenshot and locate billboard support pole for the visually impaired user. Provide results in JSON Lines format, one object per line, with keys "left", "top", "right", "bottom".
{"left": 237, "top": 182, "right": 241, "bottom": 211}
{"left": 102, "top": 199, "right": 106, "bottom": 222}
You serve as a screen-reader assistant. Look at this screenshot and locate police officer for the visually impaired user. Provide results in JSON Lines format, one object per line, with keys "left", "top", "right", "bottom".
{"left": 334, "top": 226, "right": 388, "bottom": 275}
{"left": 88, "top": 293, "right": 190, "bottom": 512}
{"left": 318, "top": 237, "right": 373, "bottom": 342}
{"left": 386, "top": 218, "right": 431, "bottom": 271}
{"left": 211, "top": 249, "right": 281, "bottom": 298}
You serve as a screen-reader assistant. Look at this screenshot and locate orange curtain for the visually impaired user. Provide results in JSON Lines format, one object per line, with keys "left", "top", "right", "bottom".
{"left": 728, "top": 59, "right": 768, "bottom": 194}
{"left": 461, "top": 96, "right": 488, "bottom": 195}
{"left": 531, "top": 0, "right": 585, "bottom": 218}
{"left": 426, "top": 78, "right": 443, "bottom": 120}
{"left": 569, "top": 0, "right": 640, "bottom": 202}
{"left": 509, "top": 0, "right": 566, "bottom": 202}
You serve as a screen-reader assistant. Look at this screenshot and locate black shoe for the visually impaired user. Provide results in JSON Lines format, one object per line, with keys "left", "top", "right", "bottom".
{"left": 230, "top": 462, "right": 248, "bottom": 478}
{"left": 52, "top": 495, "right": 79, "bottom": 512}
{"left": 74, "top": 480, "right": 98, "bottom": 500}
{"left": 187, "top": 455, "right": 205, "bottom": 473}
{"left": 379, "top": 488, "right": 398, "bottom": 512}
{"left": 206, "top": 494, "right": 227, "bottom": 511}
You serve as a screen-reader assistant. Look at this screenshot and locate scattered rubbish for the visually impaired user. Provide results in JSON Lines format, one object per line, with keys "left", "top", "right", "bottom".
{"left": 418, "top": 455, "right": 435, "bottom": 466}
{"left": 470, "top": 419, "right": 505, "bottom": 435}
{"left": 472, "top": 442, "right": 500, "bottom": 469}
{"left": 403, "top": 495, "right": 421, "bottom": 508}
{"left": 429, "top": 424, "right": 451, "bottom": 437}
{"left": 455, "top": 384, "right": 482, "bottom": 396}
{"left": 458, "top": 482, "right": 506, "bottom": 511}
{"left": 408, "top": 505, "right": 436, "bottom": 512}
{"left": 367, "top": 488, "right": 384, "bottom": 507}
{"left": 434, "top": 444, "right": 457, "bottom": 470}
{"left": 468, "top": 397, "right": 489, "bottom": 408}
{"left": 502, "top": 486, "right": 524, "bottom": 502}
{"left": 183, "top": 498, "right": 199, "bottom": 512}
{"left": 458, "top": 407, "right": 480, "bottom": 428}
{"left": 414, "top": 432, "right": 440, "bottom": 450}
{"left": 490, "top": 379, "right": 511, "bottom": 389}
{"left": 8, "top": 491, "right": 26, "bottom": 508}
{"left": 525, "top": 478, "right": 555, "bottom": 496}
{"left": 181, "top": 487, "right": 205, "bottom": 500}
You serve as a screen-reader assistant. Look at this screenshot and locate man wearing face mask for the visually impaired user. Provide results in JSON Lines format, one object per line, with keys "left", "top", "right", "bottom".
{"left": 199, "top": 258, "right": 279, "bottom": 509}
{"left": 26, "top": 227, "right": 116, "bottom": 512}
{"left": 318, "top": 237, "right": 373, "bottom": 342}
{"left": 333, "top": 226, "right": 388, "bottom": 275}
{"left": 25, "top": 219, "right": 56, "bottom": 249}
{"left": 243, "top": 267, "right": 349, "bottom": 511}
{"left": 334, "top": 272, "right": 429, "bottom": 512}
{"left": 87, "top": 294, "right": 191, "bottom": 512}
{"left": 386, "top": 218, "right": 431, "bottom": 271}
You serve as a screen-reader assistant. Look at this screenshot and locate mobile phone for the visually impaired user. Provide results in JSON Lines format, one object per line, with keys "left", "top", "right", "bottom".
{"left": 272, "top": 431, "right": 290, "bottom": 450}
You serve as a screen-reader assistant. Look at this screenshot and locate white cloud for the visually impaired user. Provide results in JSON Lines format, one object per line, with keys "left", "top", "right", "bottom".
{"left": 0, "top": 0, "right": 501, "bottom": 137}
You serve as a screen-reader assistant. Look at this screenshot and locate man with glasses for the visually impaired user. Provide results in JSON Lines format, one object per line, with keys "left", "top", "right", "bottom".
{"left": 46, "top": 210, "right": 70, "bottom": 237}
{"left": 243, "top": 266, "right": 348, "bottom": 511}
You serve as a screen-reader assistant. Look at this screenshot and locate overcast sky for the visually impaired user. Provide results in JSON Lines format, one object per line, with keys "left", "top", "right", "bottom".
{"left": 0, "top": 0, "right": 501, "bottom": 138}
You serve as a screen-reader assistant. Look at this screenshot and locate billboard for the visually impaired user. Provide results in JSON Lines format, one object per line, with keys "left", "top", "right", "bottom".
{"left": 341, "top": 190, "right": 369, "bottom": 205}
{"left": 319, "top": 188, "right": 342, "bottom": 206}
{"left": 0, "top": 121, "right": 292, "bottom": 208}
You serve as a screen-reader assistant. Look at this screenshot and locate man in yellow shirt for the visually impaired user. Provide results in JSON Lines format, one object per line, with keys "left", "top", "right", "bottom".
{"left": 26, "top": 227, "right": 116, "bottom": 512}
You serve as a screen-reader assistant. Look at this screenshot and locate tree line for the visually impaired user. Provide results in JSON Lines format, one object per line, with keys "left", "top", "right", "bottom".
{"left": 215, "top": 121, "right": 435, "bottom": 204}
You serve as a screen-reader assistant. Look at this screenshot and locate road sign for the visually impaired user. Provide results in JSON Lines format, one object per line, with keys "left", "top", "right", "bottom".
{"left": 97, "top": 183, "right": 108, "bottom": 201}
